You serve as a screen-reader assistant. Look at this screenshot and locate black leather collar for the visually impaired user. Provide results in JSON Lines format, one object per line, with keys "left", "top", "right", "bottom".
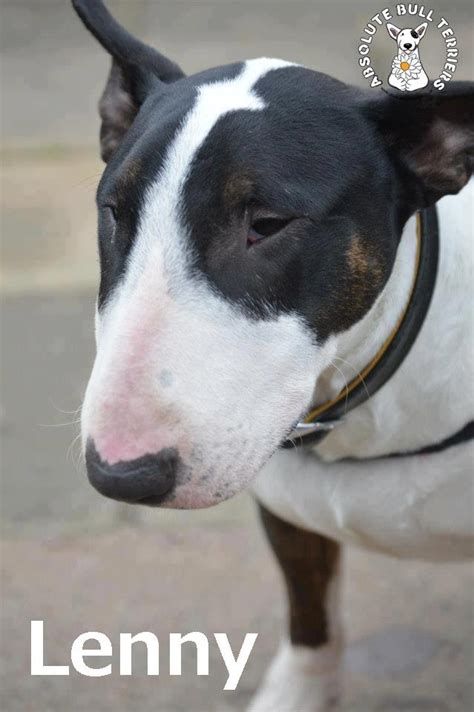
{"left": 282, "top": 206, "right": 440, "bottom": 450}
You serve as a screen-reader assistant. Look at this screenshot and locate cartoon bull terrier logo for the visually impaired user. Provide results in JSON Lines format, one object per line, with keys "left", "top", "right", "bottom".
{"left": 387, "top": 22, "right": 429, "bottom": 91}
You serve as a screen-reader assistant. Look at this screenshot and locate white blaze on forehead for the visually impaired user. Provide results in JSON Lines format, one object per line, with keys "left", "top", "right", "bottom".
{"left": 126, "top": 58, "right": 295, "bottom": 285}
{"left": 82, "top": 58, "right": 327, "bottom": 507}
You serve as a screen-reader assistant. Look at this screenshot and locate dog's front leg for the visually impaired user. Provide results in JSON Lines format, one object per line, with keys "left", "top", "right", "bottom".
{"left": 248, "top": 505, "right": 342, "bottom": 712}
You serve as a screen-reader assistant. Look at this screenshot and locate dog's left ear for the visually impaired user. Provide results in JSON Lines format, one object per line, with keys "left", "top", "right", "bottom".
{"left": 72, "top": 0, "right": 185, "bottom": 162}
{"left": 362, "top": 83, "right": 474, "bottom": 207}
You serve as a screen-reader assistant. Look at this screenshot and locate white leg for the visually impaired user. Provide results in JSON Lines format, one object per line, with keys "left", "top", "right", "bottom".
{"left": 247, "top": 639, "right": 341, "bottom": 712}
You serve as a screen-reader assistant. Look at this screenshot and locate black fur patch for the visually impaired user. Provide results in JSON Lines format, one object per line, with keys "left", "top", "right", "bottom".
{"left": 181, "top": 67, "right": 398, "bottom": 340}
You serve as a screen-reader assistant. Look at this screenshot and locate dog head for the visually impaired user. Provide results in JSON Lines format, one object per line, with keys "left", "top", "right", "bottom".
{"left": 74, "top": 0, "right": 474, "bottom": 508}
{"left": 387, "top": 22, "right": 428, "bottom": 53}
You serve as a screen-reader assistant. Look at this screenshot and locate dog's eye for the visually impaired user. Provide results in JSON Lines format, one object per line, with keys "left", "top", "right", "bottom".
{"left": 247, "top": 216, "right": 292, "bottom": 246}
{"left": 411, "top": 30, "right": 418, "bottom": 38}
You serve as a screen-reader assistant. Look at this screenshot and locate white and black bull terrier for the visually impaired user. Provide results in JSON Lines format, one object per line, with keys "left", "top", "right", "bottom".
{"left": 72, "top": 1, "right": 473, "bottom": 710}
{"left": 387, "top": 22, "right": 429, "bottom": 92}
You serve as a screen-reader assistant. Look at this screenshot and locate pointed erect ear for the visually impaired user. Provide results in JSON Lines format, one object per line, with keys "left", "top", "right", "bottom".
{"left": 387, "top": 23, "right": 401, "bottom": 40}
{"left": 98, "top": 59, "right": 142, "bottom": 163}
{"left": 362, "top": 83, "right": 474, "bottom": 207}
{"left": 415, "top": 22, "right": 428, "bottom": 40}
{"left": 72, "top": 0, "right": 185, "bottom": 162}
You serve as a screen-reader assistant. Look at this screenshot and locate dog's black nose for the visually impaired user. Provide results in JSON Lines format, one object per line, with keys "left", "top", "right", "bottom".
{"left": 85, "top": 441, "right": 177, "bottom": 504}
{"left": 404, "top": 42, "right": 413, "bottom": 49}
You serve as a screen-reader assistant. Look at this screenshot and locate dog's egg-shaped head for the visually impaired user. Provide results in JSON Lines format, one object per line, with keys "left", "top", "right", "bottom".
{"left": 74, "top": 1, "right": 474, "bottom": 509}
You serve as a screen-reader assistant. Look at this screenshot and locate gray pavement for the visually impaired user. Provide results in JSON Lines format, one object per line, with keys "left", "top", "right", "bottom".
{"left": 1, "top": 1, "right": 474, "bottom": 710}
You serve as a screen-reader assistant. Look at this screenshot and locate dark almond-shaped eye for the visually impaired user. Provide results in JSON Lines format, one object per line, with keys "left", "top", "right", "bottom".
{"left": 247, "top": 216, "right": 292, "bottom": 246}
{"left": 411, "top": 30, "right": 418, "bottom": 38}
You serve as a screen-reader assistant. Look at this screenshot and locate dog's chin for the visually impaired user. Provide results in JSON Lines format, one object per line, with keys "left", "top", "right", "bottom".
{"left": 158, "top": 486, "right": 238, "bottom": 510}
{"left": 155, "top": 461, "right": 269, "bottom": 510}
{"left": 149, "top": 438, "right": 283, "bottom": 509}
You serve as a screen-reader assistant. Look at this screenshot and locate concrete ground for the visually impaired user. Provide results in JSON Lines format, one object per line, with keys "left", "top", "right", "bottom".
{"left": 1, "top": 1, "right": 473, "bottom": 711}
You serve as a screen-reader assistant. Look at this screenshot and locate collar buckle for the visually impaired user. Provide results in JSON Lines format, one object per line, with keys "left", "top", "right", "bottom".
{"left": 286, "top": 418, "right": 343, "bottom": 444}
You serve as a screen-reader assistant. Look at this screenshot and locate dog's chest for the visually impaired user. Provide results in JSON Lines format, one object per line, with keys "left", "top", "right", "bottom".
{"left": 252, "top": 440, "right": 473, "bottom": 560}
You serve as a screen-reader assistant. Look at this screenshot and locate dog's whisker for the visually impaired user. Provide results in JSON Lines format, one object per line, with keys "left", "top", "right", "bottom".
{"left": 332, "top": 355, "right": 371, "bottom": 401}
{"left": 73, "top": 172, "right": 103, "bottom": 189}
{"left": 37, "top": 419, "right": 82, "bottom": 428}
{"left": 49, "top": 398, "right": 83, "bottom": 417}
{"left": 45, "top": 400, "right": 83, "bottom": 427}
{"left": 68, "top": 431, "right": 85, "bottom": 470}
{"left": 329, "top": 360, "right": 350, "bottom": 414}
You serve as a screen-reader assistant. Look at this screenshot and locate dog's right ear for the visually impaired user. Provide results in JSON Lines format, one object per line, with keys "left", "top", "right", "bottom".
{"left": 387, "top": 23, "right": 401, "bottom": 41}
{"left": 72, "top": 0, "right": 185, "bottom": 162}
{"left": 361, "top": 82, "right": 474, "bottom": 210}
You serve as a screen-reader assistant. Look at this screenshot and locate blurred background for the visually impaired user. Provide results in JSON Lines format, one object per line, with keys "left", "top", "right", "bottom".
{"left": 1, "top": 1, "right": 473, "bottom": 710}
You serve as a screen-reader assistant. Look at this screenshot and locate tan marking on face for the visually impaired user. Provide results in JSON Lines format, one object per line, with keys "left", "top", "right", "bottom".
{"left": 347, "top": 234, "right": 383, "bottom": 286}
{"left": 117, "top": 158, "right": 143, "bottom": 195}
{"left": 223, "top": 174, "right": 253, "bottom": 207}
